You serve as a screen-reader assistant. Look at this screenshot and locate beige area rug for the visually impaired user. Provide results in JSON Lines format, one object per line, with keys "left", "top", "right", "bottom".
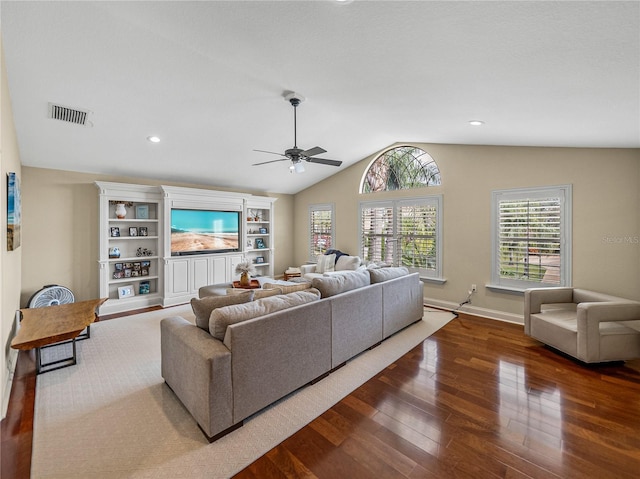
{"left": 32, "top": 305, "right": 455, "bottom": 478}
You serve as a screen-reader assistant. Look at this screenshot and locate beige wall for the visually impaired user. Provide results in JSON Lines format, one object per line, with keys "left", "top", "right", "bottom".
{"left": 1, "top": 38, "right": 23, "bottom": 416}
{"left": 294, "top": 143, "right": 640, "bottom": 318}
{"left": 20, "top": 167, "right": 294, "bottom": 305}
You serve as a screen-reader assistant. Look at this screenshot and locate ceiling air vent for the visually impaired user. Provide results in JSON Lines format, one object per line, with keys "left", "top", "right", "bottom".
{"left": 48, "top": 103, "right": 91, "bottom": 126}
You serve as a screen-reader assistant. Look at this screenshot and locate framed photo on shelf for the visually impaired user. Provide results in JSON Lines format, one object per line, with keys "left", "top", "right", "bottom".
{"left": 114, "top": 263, "right": 124, "bottom": 271}
{"left": 138, "top": 226, "right": 148, "bottom": 236}
{"left": 255, "top": 238, "right": 265, "bottom": 249}
{"left": 117, "top": 284, "right": 135, "bottom": 299}
{"left": 259, "top": 227, "right": 268, "bottom": 234}
{"left": 255, "top": 256, "right": 265, "bottom": 264}
{"left": 136, "top": 205, "right": 149, "bottom": 219}
{"left": 110, "top": 227, "right": 120, "bottom": 237}
{"left": 113, "top": 271, "right": 124, "bottom": 279}
{"left": 139, "top": 281, "right": 150, "bottom": 295}
{"left": 129, "top": 227, "right": 138, "bottom": 237}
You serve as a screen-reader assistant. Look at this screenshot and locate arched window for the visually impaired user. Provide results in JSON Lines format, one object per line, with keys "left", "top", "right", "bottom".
{"left": 361, "top": 146, "right": 441, "bottom": 193}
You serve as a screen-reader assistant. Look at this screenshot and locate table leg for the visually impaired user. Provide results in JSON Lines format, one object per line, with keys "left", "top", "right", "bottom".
{"left": 36, "top": 338, "right": 78, "bottom": 374}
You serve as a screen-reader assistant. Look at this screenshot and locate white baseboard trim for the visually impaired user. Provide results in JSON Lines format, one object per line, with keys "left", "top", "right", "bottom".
{"left": 424, "top": 298, "right": 523, "bottom": 325}
{"left": 1, "top": 348, "right": 18, "bottom": 420}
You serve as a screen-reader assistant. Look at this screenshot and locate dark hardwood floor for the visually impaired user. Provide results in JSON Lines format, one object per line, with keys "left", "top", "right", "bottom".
{"left": 234, "top": 314, "right": 640, "bottom": 479}
{"left": 3, "top": 311, "right": 640, "bottom": 478}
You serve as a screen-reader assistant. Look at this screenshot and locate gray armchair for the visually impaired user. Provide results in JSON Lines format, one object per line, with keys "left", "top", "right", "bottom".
{"left": 524, "top": 287, "right": 640, "bottom": 363}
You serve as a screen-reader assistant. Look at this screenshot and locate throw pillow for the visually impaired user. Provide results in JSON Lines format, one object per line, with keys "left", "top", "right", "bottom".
{"left": 368, "top": 266, "right": 409, "bottom": 284}
{"left": 190, "top": 291, "right": 254, "bottom": 331}
{"left": 263, "top": 282, "right": 312, "bottom": 294}
{"left": 209, "top": 290, "right": 321, "bottom": 341}
{"left": 335, "top": 255, "right": 361, "bottom": 271}
{"left": 311, "top": 269, "right": 370, "bottom": 298}
{"left": 316, "top": 253, "right": 336, "bottom": 274}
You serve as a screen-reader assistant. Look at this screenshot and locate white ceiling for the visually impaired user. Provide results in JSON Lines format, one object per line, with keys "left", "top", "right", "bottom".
{"left": 2, "top": 1, "right": 639, "bottom": 195}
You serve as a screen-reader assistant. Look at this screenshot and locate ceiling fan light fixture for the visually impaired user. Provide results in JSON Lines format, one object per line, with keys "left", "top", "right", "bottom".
{"left": 293, "top": 161, "right": 305, "bottom": 173}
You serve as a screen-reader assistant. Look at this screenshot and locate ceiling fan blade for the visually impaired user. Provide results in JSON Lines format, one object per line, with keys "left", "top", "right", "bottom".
{"left": 306, "top": 157, "right": 343, "bottom": 167}
{"left": 302, "top": 146, "right": 327, "bottom": 157}
{"left": 252, "top": 158, "right": 290, "bottom": 166}
{"left": 253, "top": 149, "right": 287, "bottom": 157}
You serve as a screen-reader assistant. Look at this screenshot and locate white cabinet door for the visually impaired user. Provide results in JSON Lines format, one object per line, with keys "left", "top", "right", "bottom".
{"left": 228, "top": 254, "right": 244, "bottom": 281}
{"left": 210, "top": 256, "right": 227, "bottom": 285}
{"left": 191, "top": 257, "right": 210, "bottom": 293}
{"left": 168, "top": 259, "right": 189, "bottom": 295}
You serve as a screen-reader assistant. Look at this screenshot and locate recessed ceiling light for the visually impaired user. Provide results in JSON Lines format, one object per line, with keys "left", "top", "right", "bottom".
{"left": 147, "top": 136, "right": 161, "bottom": 143}
{"left": 469, "top": 120, "right": 484, "bottom": 126}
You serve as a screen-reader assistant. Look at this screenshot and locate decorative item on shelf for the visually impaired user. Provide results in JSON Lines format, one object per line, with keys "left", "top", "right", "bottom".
{"left": 129, "top": 227, "right": 138, "bottom": 237}
{"left": 138, "top": 226, "right": 148, "bottom": 236}
{"left": 259, "top": 227, "right": 268, "bottom": 234}
{"left": 136, "top": 247, "right": 153, "bottom": 257}
{"left": 109, "top": 247, "right": 121, "bottom": 258}
{"left": 235, "top": 260, "right": 257, "bottom": 287}
{"left": 110, "top": 227, "right": 120, "bottom": 237}
{"left": 136, "top": 205, "right": 149, "bottom": 219}
{"left": 110, "top": 201, "right": 133, "bottom": 219}
{"left": 117, "top": 284, "right": 135, "bottom": 299}
{"left": 255, "top": 256, "right": 265, "bottom": 264}
{"left": 139, "top": 281, "right": 150, "bottom": 295}
{"left": 255, "top": 238, "right": 265, "bottom": 249}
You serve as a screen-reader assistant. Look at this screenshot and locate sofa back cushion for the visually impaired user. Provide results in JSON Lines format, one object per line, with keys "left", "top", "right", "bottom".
{"left": 226, "top": 287, "right": 283, "bottom": 299}
{"left": 369, "top": 266, "right": 409, "bottom": 284}
{"left": 190, "top": 290, "right": 254, "bottom": 331}
{"left": 263, "top": 282, "right": 312, "bottom": 294}
{"left": 311, "top": 269, "right": 370, "bottom": 298}
{"left": 335, "top": 255, "right": 361, "bottom": 271}
{"left": 210, "top": 289, "right": 321, "bottom": 341}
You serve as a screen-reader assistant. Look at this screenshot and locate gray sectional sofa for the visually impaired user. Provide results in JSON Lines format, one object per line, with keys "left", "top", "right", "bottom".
{"left": 160, "top": 267, "right": 423, "bottom": 442}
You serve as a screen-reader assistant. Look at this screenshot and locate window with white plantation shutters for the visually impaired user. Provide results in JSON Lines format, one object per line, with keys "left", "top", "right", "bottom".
{"left": 361, "top": 203, "right": 395, "bottom": 265}
{"left": 360, "top": 196, "right": 442, "bottom": 278}
{"left": 309, "top": 204, "right": 334, "bottom": 261}
{"left": 491, "top": 185, "right": 572, "bottom": 290}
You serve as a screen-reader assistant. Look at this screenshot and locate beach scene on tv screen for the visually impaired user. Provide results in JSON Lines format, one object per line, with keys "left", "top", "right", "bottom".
{"left": 171, "top": 209, "right": 239, "bottom": 253}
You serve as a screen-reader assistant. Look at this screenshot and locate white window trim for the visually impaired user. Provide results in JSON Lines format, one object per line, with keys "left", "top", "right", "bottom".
{"left": 309, "top": 203, "right": 335, "bottom": 262}
{"left": 359, "top": 195, "right": 444, "bottom": 281}
{"left": 489, "top": 185, "right": 572, "bottom": 293}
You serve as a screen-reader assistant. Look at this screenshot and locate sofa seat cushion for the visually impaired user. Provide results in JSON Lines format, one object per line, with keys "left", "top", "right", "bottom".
{"left": 190, "top": 291, "right": 254, "bottom": 331}
{"left": 311, "top": 269, "right": 370, "bottom": 298}
{"left": 369, "top": 266, "right": 409, "bottom": 284}
{"left": 210, "top": 289, "right": 321, "bottom": 341}
{"left": 263, "top": 282, "right": 312, "bottom": 294}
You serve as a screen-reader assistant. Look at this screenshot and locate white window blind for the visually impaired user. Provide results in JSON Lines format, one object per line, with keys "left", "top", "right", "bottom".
{"left": 492, "top": 186, "right": 571, "bottom": 290}
{"left": 360, "top": 196, "right": 442, "bottom": 278}
{"left": 309, "top": 204, "right": 334, "bottom": 261}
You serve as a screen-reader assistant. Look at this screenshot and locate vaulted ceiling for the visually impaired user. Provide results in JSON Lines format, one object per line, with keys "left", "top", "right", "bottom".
{"left": 2, "top": 1, "right": 638, "bottom": 194}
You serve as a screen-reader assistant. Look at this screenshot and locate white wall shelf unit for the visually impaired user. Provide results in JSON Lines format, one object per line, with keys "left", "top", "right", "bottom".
{"left": 245, "top": 198, "right": 277, "bottom": 279}
{"left": 95, "top": 181, "right": 164, "bottom": 315}
{"left": 97, "top": 182, "right": 276, "bottom": 312}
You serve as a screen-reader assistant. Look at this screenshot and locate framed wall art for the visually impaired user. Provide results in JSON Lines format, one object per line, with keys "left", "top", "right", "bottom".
{"left": 6, "top": 172, "right": 21, "bottom": 251}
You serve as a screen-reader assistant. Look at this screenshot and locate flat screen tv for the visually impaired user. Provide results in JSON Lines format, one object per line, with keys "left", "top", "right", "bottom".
{"left": 171, "top": 208, "right": 240, "bottom": 255}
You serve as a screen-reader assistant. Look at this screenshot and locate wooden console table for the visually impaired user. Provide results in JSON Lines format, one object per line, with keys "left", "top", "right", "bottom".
{"left": 232, "top": 280, "right": 261, "bottom": 289}
{"left": 11, "top": 298, "right": 107, "bottom": 374}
